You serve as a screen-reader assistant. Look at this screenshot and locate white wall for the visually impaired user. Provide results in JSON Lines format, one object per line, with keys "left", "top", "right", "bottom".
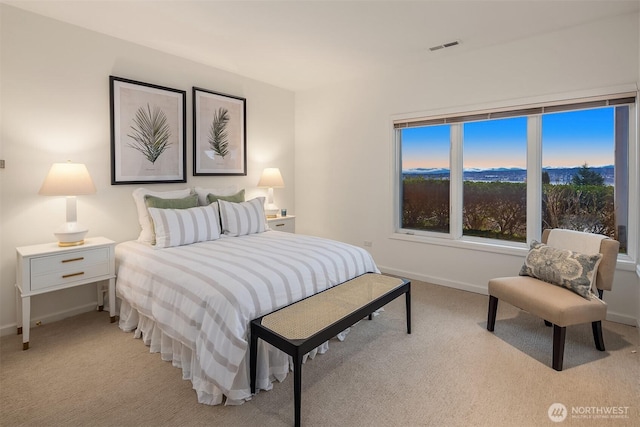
{"left": 296, "top": 12, "right": 640, "bottom": 325}
{"left": 637, "top": 9, "right": 640, "bottom": 330}
{"left": 0, "top": 5, "right": 295, "bottom": 334}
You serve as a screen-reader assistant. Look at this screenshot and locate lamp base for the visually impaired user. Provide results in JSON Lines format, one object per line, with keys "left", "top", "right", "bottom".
{"left": 54, "top": 222, "right": 88, "bottom": 247}
{"left": 57, "top": 240, "right": 85, "bottom": 247}
{"left": 264, "top": 203, "right": 279, "bottom": 219}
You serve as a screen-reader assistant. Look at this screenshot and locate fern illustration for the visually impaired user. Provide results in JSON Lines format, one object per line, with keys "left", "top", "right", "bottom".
{"left": 127, "top": 103, "right": 172, "bottom": 164}
{"left": 208, "top": 107, "right": 230, "bottom": 158}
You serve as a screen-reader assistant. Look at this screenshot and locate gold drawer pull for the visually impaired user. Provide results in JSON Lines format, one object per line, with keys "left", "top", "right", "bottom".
{"left": 62, "top": 272, "right": 84, "bottom": 279}
{"left": 62, "top": 257, "right": 84, "bottom": 263}
{"left": 275, "top": 223, "right": 284, "bottom": 227}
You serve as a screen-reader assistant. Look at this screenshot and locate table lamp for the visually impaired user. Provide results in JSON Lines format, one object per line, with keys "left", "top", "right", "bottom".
{"left": 257, "top": 168, "right": 284, "bottom": 218}
{"left": 39, "top": 161, "right": 96, "bottom": 246}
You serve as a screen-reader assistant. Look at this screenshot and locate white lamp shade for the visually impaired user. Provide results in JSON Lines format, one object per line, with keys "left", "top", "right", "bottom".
{"left": 257, "top": 168, "right": 285, "bottom": 188}
{"left": 257, "top": 168, "right": 284, "bottom": 218}
{"left": 39, "top": 162, "right": 96, "bottom": 196}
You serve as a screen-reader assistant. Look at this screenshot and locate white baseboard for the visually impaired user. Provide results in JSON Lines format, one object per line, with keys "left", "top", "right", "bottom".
{"left": 379, "top": 265, "right": 487, "bottom": 295}
{"left": 379, "top": 265, "right": 638, "bottom": 327}
{"left": 0, "top": 302, "right": 99, "bottom": 338}
{"left": 606, "top": 311, "right": 638, "bottom": 327}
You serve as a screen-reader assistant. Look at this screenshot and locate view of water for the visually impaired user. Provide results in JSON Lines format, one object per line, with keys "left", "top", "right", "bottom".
{"left": 403, "top": 165, "right": 615, "bottom": 186}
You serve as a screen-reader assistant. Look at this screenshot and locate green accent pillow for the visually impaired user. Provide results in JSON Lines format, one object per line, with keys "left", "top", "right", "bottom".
{"left": 519, "top": 241, "right": 602, "bottom": 300}
{"left": 144, "top": 194, "right": 199, "bottom": 209}
{"left": 206, "top": 189, "right": 245, "bottom": 204}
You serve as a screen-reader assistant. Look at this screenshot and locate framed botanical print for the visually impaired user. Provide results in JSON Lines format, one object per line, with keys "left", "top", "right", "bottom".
{"left": 110, "top": 76, "right": 186, "bottom": 184}
{"left": 193, "top": 87, "right": 247, "bottom": 176}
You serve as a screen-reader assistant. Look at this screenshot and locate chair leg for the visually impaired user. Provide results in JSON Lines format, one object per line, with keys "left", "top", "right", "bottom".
{"left": 592, "top": 321, "right": 605, "bottom": 351}
{"left": 487, "top": 296, "right": 498, "bottom": 331}
{"left": 552, "top": 325, "right": 566, "bottom": 371}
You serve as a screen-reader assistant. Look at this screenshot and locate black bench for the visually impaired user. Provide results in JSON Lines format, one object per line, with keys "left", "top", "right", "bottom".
{"left": 250, "top": 273, "right": 411, "bottom": 426}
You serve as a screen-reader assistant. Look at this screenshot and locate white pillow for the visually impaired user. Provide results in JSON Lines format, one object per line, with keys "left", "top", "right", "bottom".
{"left": 148, "top": 204, "right": 221, "bottom": 248}
{"left": 194, "top": 185, "right": 238, "bottom": 206}
{"left": 132, "top": 188, "right": 192, "bottom": 244}
{"left": 219, "top": 197, "right": 267, "bottom": 236}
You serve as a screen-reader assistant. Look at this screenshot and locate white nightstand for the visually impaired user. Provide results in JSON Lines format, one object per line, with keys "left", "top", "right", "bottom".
{"left": 15, "top": 237, "right": 116, "bottom": 350}
{"left": 267, "top": 215, "right": 295, "bottom": 233}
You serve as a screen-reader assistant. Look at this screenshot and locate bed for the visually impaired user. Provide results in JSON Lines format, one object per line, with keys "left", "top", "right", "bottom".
{"left": 115, "top": 194, "right": 379, "bottom": 405}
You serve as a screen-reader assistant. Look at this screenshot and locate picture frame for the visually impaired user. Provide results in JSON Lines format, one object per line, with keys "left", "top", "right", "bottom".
{"left": 193, "top": 87, "right": 247, "bottom": 176}
{"left": 110, "top": 76, "right": 186, "bottom": 184}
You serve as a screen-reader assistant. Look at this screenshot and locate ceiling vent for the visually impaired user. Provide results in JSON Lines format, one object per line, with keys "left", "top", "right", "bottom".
{"left": 429, "top": 40, "right": 461, "bottom": 52}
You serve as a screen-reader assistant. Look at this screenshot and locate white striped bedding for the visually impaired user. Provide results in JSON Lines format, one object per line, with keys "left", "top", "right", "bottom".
{"left": 115, "top": 230, "right": 380, "bottom": 404}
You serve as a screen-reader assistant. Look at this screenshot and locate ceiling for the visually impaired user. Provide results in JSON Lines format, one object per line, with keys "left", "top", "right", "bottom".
{"left": 5, "top": 0, "right": 639, "bottom": 91}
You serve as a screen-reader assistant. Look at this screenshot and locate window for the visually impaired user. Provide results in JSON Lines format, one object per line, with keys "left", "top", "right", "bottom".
{"left": 463, "top": 117, "right": 527, "bottom": 242}
{"left": 541, "top": 106, "right": 629, "bottom": 252}
{"left": 395, "top": 93, "right": 635, "bottom": 254}
{"left": 400, "top": 125, "right": 451, "bottom": 233}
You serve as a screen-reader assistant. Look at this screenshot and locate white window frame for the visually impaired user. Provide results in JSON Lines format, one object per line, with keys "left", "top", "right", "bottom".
{"left": 391, "top": 87, "right": 639, "bottom": 267}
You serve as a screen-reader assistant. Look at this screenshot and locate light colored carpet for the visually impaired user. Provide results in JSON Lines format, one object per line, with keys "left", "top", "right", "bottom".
{"left": 1, "top": 280, "right": 638, "bottom": 426}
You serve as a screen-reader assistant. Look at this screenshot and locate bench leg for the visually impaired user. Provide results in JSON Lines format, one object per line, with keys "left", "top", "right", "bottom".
{"left": 552, "top": 325, "right": 566, "bottom": 371}
{"left": 406, "top": 285, "right": 411, "bottom": 334}
{"left": 293, "top": 352, "right": 302, "bottom": 427}
{"left": 592, "top": 321, "right": 605, "bottom": 351}
{"left": 250, "top": 328, "right": 258, "bottom": 394}
{"left": 487, "top": 296, "right": 498, "bottom": 331}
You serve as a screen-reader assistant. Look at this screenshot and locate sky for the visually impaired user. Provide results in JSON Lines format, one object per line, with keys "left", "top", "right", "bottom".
{"left": 401, "top": 107, "right": 615, "bottom": 170}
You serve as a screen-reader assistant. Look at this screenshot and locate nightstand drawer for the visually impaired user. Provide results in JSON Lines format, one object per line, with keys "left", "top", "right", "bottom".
{"left": 30, "top": 247, "right": 109, "bottom": 275}
{"left": 30, "top": 247, "right": 111, "bottom": 291}
{"left": 267, "top": 216, "right": 295, "bottom": 233}
{"left": 270, "top": 221, "right": 294, "bottom": 233}
{"left": 31, "top": 262, "right": 111, "bottom": 291}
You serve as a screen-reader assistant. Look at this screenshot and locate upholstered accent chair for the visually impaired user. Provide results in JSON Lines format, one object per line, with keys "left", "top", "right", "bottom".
{"left": 487, "top": 229, "right": 619, "bottom": 371}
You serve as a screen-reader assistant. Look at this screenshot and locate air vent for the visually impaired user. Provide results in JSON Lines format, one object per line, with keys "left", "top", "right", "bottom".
{"left": 429, "top": 40, "right": 461, "bottom": 52}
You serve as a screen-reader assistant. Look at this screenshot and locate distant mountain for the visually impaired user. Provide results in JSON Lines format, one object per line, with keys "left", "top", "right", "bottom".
{"left": 403, "top": 167, "right": 451, "bottom": 174}
{"left": 543, "top": 164, "right": 614, "bottom": 170}
{"left": 403, "top": 165, "right": 615, "bottom": 185}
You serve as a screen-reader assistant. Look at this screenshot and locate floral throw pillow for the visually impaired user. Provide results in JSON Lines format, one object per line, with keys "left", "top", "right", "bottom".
{"left": 519, "top": 241, "right": 602, "bottom": 300}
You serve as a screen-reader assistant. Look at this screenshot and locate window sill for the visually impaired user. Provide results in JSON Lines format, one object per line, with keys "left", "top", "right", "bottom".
{"left": 390, "top": 232, "right": 528, "bottom": 257}
{"left": 389, "top": 232, "right": 637, "bottom": 271}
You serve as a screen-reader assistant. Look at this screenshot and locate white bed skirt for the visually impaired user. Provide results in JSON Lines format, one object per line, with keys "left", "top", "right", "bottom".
{"left": 118, "top": 298, "right": 345, "bottom": 405}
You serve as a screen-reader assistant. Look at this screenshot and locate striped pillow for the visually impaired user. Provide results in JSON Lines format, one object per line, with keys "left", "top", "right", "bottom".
{"left": 219, "top": 197, "right": 267, "bottom": 236}
{"left": 148, "top": 204, "right": 221, "bottom": 248}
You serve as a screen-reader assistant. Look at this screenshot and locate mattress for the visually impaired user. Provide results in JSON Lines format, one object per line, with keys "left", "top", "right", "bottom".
{"left": 115, "top": 230, "right": 379, "bottom": 404}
